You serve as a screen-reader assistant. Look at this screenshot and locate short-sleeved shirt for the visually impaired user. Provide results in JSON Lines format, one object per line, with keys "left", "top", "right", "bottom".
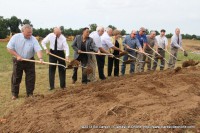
{"left": 7, "top": 33, "right": 42, "bottom": 59}
{"left": 89, "top": 31, "right": 102, "bottom": 48}
{"left": 101, "top": 32, "right": 114, "bottom": 50}
{"left": 155, "top": 35, "right": 168, "bottom": 49}
{"left": 123, "top": 35, "right": 141, "bottom": 51}
{"left": 136, "top": 32, "right": 147, "bottom": 48}
{"left": 145, "top": 35, "right": 157, "bottom": 52}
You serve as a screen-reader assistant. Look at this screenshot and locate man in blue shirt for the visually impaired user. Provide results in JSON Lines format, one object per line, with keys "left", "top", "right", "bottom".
{"left": 121, "top": 30, "right": 143, "bottom": 75}
{"left": 135, "top": 27, "right": 147, "bottom": 72}
{"left": 7, "top": 24, "right": 43, "bottom": 100}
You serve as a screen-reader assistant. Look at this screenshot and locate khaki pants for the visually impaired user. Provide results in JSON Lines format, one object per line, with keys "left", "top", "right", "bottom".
{"left": 135, "top": 53, "right": 144, "bottom": 73}
{"left": 168, "top": 47, "right": 178, "bottom": 69}
{"left": 152, "top": 48, "right": 165, "bottom": 70}
{"left": 87, "top": 54, "right": 96, "bottom": 82}
{"left": 142, "top": 50, "right": 153, "bottom": 71}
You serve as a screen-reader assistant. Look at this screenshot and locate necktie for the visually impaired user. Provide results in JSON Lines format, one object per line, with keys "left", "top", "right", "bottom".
{"left": 177, "top": 36, "right": 179, "bottom": 44}
{"left": 54, "top": 37, "right": 57, "bottom": 51}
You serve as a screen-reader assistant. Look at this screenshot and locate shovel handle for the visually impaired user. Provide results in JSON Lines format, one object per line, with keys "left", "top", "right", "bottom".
{"left": 22, "top": 58, "right": 58, "bottom": 66}
{"left": 48, "top": 52, "right": 70, "bottom": 63}
{"left": 80, "top": 51, "right": 112, "bottom": 56}
{"left": 114, "top": 56, "right": 124, "bottom": 62}
{"left": 147, "top": 46, "right": 169, "bottom": 63}
{"left": 22, "top": 59, "right": 67, "bottom": 69}
{"left": 127, "top": 53, "right": 144, "bottom": 62}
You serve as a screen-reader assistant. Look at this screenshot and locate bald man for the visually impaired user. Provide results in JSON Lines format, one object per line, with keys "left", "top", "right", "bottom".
{"left": 42, "top": 27, "right": 70, "bottom": 90}
{"left": 168, "top": 28, "right": 185, "bottom": 69}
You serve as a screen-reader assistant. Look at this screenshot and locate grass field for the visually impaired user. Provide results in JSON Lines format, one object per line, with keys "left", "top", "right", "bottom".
{"left": 0, "top": 39, "right": 200, "bottom": 118}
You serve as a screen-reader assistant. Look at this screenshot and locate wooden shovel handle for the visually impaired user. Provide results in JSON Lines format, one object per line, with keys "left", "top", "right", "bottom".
{"left": 48, "top": 52, "right": 70, "bottom": 63}
{"left": 80, "top": 51, "right": 112, "bottom": 56}
{"left": 22, "top": 58, "right": 61, "bottom": 66}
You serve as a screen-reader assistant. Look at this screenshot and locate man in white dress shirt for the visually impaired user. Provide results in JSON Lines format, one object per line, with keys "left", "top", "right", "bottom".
{"left": 98, "top": 27, "right": 123, "bottom": 80}
{"left": 41, "top": 27, "right": 70, "bottom": 90}
{"left": 88, "top": 26, "right": 110, "bottom": 82}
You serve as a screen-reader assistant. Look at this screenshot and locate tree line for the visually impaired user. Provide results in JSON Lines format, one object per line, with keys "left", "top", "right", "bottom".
{"left": 0, "top": 16, "right": 199, "bottom": 40}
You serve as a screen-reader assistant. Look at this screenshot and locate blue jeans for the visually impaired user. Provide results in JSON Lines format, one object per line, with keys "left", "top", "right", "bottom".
{"left": 121, "top": 51, "right": 136, "bottom": 75}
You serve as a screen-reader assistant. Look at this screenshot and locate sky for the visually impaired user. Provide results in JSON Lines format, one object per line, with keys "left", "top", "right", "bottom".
{"left": 0, "top": 0, "right": 200, "bottom": 35}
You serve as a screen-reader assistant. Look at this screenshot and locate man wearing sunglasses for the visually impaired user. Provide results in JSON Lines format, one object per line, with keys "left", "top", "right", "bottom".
{"left": 121, "top": 30, "right": 143, "bottom": 75}
{"left": 136, "top": 27, "right": 147, "bottom": 73}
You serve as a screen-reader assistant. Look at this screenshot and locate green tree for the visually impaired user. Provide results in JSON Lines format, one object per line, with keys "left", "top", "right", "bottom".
{"left": 64, "top": 28, "right": 73, "bottom": 36}
{"left": 166, "top": 33, "right": 173, "bottom": 38}
{"left": 145, "top": 29, "right": 150, "bottom": 35}
{"left": 0, "top": 16, "right": 10, "bottom": 39}
{"left": 155, "top": 30, "right": 160, "bottom": 35}
{"left": 89, "top": 23, "right": 97, "bottom": 32}
{"left": 22, "top": 19, "right": 33, "bottom": 27}
{"left": 8, "top": 16, "right": 22, "bottom": 35}
{"left": 121, "top": 29, "right": 126, "bottom": 36}
{"left": 60, "top": 26, "right": 65, "bottom": 33}
{"left": 192, "top": 34, "right": 197, "bottom": 39}
{"left": 108, "top": 25, "right": 116, "bottom": 30}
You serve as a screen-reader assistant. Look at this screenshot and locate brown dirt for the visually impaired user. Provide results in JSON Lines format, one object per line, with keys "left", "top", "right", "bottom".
{"left": 1, "top": 67, "right": 200, "bottom": 133}
{"left": 67, "top": 60, "right": 80, "bottom": 68}
{"left": 182, "top": 59, "right": 199, "bottom": 67}
{"left": 83, "top": 66, "right": 93, "bottom": 75}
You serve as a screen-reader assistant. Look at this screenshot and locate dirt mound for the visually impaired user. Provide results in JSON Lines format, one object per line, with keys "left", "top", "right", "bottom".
{"left": 182, "top": 59, "right": 199, "bottom": 67}
{"left": 1, "top": 67, "right": 200, "bottom": 133}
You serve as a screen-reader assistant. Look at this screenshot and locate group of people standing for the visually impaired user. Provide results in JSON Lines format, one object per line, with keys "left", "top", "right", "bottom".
{"left": 6, "top": 24, "right": 186, "bottom": 100}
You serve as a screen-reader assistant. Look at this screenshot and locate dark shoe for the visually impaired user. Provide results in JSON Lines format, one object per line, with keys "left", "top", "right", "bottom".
{"left": 82, "top": 82, "right": 87, "bottom": 85}
{"left": 12, "top": 96, "right": 17, "bottom": 100}
{"left": 87, "top": 79, "right": 91, "bottom": 82}
{"left": 101, "top": 77, "right": 106, "bottom": 80}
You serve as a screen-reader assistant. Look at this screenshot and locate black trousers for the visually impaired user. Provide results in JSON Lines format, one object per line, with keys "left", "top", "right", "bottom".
{"left": 108, "top": 57, "right": 119, "bottom": 76}
{"left": 49, "top": 49, "right": 66, "bottom": 89}
{"left": 11, "top": 57, "right": 35, "bottom": 97}
{"left": 72, "top": 54, "right": 88, "bottom": 83}
{"left": 96, "top": 55, "right": 106, "bottom": 80}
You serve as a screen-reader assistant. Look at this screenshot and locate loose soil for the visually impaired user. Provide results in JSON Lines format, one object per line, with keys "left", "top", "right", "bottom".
{"left": 1, "top": 66, "right": 200, "bottom": 133}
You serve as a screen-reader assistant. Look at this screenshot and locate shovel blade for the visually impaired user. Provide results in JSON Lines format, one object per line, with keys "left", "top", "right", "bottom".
{"left": 124, "top": 59, "right": 135, "bottom": 64}
{"left": 116, "top": 51, "right": 128, "bottom": 57}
